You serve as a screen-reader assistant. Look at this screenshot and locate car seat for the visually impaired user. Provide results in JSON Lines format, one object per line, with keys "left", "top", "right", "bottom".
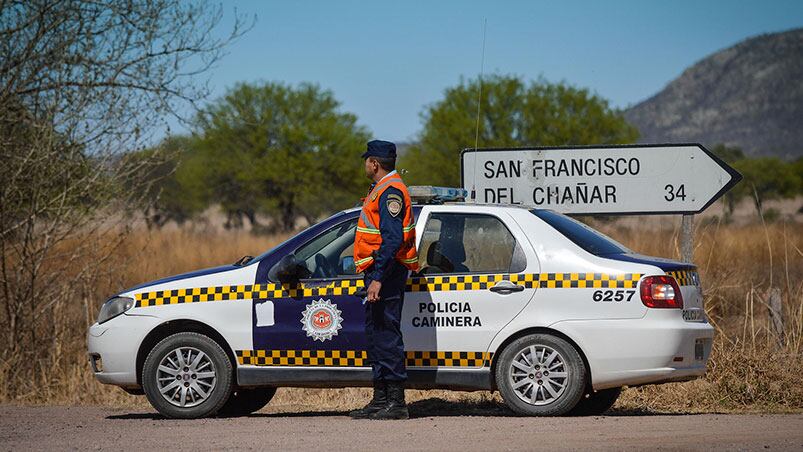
{"left": 422, "top": 239, "right": 470, "bottom": 274}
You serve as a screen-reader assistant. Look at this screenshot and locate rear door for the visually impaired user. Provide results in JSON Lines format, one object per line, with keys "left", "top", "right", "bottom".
{"left": 402, "top": 207, "right": 540, "bottom": 368}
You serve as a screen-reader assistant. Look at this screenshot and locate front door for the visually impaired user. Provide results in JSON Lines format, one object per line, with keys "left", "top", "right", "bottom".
{"left": 251, "top": 215, "right": 370, "bottom": 366}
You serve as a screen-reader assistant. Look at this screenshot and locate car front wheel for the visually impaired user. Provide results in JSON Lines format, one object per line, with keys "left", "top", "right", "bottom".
{"left": 495, "top": 334, "right": 586, "bottom": 416}
{"left": 142, "top": 332, "right": 233, "bottom": 419}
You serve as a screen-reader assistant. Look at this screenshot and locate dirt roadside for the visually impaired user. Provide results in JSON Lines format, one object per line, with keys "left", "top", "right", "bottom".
{"left": 1, "top": 404, "right": 802, "bottom": 451}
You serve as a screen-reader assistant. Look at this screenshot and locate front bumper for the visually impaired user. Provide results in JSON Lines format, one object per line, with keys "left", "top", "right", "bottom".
{"left": 551, "top": 309, "right": 715, "bottom": 390}
{"left": 87, "top": 313, "right": 162, "bottom": 387}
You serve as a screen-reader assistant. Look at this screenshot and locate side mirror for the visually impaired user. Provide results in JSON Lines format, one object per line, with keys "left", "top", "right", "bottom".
{"left": 271, "top": 254, "right": 310, "bottom": 283}
{"left": 339, "top": 256, "right": 355, "bottom": 275}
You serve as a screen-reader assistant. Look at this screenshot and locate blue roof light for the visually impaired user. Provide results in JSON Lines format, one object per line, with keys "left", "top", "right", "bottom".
{"left": 409, "top": 186, "right": 467, "bottom": 204}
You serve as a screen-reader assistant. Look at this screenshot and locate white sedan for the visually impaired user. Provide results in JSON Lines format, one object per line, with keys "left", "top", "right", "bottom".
{"left": 88, "top": 187, "right": 713, "bottom": 418}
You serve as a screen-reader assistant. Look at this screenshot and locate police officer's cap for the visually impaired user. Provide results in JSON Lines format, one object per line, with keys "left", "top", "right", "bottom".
{"left": 362, "top": 140, "right": 396, "bottom": 159}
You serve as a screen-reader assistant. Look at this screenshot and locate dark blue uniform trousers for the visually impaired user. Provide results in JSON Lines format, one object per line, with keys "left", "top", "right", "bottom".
{"left": 364, "top": 261, "right": 408, "bottom": 382}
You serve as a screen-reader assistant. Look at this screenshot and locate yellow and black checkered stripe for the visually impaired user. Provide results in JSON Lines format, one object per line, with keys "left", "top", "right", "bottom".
{"left": 237, "top": 350, "right": 367, "bottom": 367}
{"left": 406, "top": 350, "right": 492, "bottom": 367}
{"left": 667, "top": 270, "right": 700, "bottom": 287}
{"left": 135, "top": 273, "right": 643, "bottom": 307}
{"left": 236, "top": 350, "right": 493, "bottom": 368}
{"left": 136, "top": 279, "right": 365, "bottom": 307}
{"left": 407, "top": 273, "right": 642, "bottom": 292}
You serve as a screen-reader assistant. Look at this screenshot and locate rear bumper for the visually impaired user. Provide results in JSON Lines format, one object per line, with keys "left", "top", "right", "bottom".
{"left": 550, "top": 309, "right": 714, "bottom": 390}
{"left": 86, "top": 313, "right": 161, "bottom": 387}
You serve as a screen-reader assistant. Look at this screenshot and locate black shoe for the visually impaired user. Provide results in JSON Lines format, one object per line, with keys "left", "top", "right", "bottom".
{"left": 349, "top": 381, "right": 387, "bottom": 419}
{"left": 369, "top": 381, "right": 409, "bottom": 420}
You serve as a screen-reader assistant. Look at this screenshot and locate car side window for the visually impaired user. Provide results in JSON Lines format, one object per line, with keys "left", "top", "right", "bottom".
{"left": 293, "top": 218, "right": 358, "bottom": 279}
{"left": 418, "top": 213, "right": 526, "bottom": 275}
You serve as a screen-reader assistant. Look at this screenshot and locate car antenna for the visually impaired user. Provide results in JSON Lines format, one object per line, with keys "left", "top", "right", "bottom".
{"left": 470, "top": 18, "right": 487, "bottom": 202}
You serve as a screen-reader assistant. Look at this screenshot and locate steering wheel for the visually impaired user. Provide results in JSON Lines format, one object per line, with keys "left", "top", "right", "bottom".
{"left": 314, "top": 253, "right": 335, "bottom": 278}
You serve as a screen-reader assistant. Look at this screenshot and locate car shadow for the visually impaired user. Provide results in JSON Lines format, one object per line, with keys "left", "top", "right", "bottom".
{"left": 219, "top": 409, "right": 348, "bottom": 418}
{"left": 106, "top": 409, "right": 349, "bottom": 420}
{"left": 407, "top": 398, "right": 514, "bottom": 418}
{"left": 106, "top": 398, "right": 709, "bottom": 420}
{"left": 402, "top": 399, "right": 709, "bottom": 418}
{"left": 106, "top": 412, "right": 166, "bottom": 420}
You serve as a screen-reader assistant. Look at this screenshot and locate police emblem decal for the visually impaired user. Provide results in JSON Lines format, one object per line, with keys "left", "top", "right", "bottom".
{"left": 387, "top": 200, "right": 402, "bottom": 216}
{"left": 387, "top": 194, "right": 402, "bottom": 217}
{"left": 301, "top": 298, "right": 343, "bottom": 342}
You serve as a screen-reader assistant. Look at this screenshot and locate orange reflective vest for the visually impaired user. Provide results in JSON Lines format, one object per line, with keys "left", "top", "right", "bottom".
{"left": 354, "top": 173, "right": 419, "bottom": 274}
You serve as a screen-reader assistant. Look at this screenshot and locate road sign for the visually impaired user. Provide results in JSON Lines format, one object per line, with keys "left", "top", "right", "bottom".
{"left": 461, "top": 144, "right": 742, "bottom": 215}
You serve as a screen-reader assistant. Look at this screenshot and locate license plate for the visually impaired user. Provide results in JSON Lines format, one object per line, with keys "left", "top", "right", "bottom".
{"left": 695, "top": 339, "right": 705, "bottom": 360}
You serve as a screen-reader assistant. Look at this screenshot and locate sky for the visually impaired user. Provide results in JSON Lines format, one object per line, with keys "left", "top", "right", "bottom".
{"left": 165, "top": 0, "right": 803, "bottom": 143}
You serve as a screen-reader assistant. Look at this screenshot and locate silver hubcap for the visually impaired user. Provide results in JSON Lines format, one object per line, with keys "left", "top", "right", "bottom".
{"left": 509, "top": 345, "right": 568, "bottom": 406}
{"left": 156, "top": 347, "right": 216, "bottom": 408}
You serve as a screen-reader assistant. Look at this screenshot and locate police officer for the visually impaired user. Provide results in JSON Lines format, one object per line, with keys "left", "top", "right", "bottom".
{"left": 349, "top": 140, "right": 418, "bottom": 420}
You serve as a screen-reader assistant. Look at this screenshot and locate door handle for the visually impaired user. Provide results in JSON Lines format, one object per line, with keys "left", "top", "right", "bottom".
{"left": 489, "top": 281, "right": 525, "bottom": 293}
{"left": 354, "top": 288, "right": 367, "bottom": 298}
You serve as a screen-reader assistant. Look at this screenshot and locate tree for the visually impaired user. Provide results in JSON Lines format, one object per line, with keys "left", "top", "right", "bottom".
{"left": 794, "top": 157, "right": 803, "bottom": 214}
{"left": 731, "top": 158, "right": 800, "bottom": 217}
{"left": 710, "top": 144, "right": 747, "bottom": 218}
{"left": 793, "top": 157, "right": 803, "bottom": 194}
{"left": 710, "top": 144, "right": 746, "bottom": 164}
{"left": 400, "top": 75, "right": 639, "bottom": 186}
{"left": 0, "top": 0, "right": 248, "bottom": 399}
{"left": 124, "top": 136, "right": 209, "bottom": 228}
{"left": 192, "top": 82, "right": 371, "bottom": 232}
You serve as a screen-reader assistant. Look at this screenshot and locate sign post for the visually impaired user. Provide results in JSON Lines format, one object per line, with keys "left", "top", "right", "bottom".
{"left": 680, "top": 214, "right": 694, "bottom": 263}
{"left": 461, "top": 144, "right": 742, "bottom": 262}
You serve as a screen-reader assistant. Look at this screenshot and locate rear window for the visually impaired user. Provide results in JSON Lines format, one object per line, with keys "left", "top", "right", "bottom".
{"left": 531, "top": 210, "right": 630, "bottom": 256}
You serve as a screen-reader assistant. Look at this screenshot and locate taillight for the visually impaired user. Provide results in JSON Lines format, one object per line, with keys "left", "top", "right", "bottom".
{"left": 640, "top": 275, "right": 683, "bottom": 309}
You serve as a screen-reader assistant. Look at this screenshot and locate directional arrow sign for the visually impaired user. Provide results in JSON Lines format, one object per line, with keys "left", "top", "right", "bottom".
{"left": 461, "top": 144, "right": 742, "bottom": 215}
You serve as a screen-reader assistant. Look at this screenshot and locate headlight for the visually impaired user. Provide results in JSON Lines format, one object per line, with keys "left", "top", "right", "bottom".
{"left": 97, "top": 297, "right": 135, "bottom": 324}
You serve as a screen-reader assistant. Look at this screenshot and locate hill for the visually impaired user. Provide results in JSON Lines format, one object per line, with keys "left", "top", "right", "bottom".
{"left": 625, "top": 28, "right": 803, "bottom": 159}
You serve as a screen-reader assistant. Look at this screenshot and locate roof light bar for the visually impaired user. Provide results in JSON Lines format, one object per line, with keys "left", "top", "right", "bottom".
{"left": 409, "top": 186, "right": 467, "bottom": 204}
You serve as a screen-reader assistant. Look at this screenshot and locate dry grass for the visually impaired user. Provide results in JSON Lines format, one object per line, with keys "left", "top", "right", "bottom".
{"left": 1, "top": 215, "right": 802, "bottom": 414}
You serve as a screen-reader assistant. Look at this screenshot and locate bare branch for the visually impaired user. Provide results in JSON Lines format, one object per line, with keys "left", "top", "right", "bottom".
{"left": 0, "top": 0, "right": 253, "bottom": 399}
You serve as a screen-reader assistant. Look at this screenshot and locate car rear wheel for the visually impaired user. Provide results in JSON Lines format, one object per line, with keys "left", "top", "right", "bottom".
{"left": 495, "top": 334, "right": 586, "bottom": 416}
{"left": 216, "top": 387, "right": 277, "bottom": 417}
{"left": 567, "top": 387, "right": 621, "bottom": 416}
{"left": 142, "top": 332, "right": 233, "bottom": 419}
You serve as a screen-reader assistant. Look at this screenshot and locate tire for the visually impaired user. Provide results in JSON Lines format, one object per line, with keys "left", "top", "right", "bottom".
{"left": 216, "top": 387, "right": 276, "bottom": 417}
{"left": 567, "top": 387, "right": 621, "bottom": 416}
{"left": 142, "top": 332, "right": 233, "bottom": 419}
{"left": 495, "top": 334, "right": 586, "bottom": 416}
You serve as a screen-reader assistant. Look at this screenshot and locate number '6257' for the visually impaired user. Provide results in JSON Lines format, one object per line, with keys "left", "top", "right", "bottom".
{"left": 592, "top": 290, "right": 636, "bottom": 302}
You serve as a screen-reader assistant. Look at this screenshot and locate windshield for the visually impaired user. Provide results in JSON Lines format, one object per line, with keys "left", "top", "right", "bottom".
{"left": 531, "top": 210, "right": 630, "bottom": 256}
{"left": 250, "top": 210, "right": 354, "bottom": 263}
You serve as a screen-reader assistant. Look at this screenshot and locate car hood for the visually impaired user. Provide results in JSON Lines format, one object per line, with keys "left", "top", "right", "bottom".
{"left": 120, "top": 264, "right": 239, "bottom": 294}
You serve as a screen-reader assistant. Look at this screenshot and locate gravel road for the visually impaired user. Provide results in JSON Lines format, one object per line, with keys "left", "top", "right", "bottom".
{"left": 1, "top": 403, "right": 802, "bottom": 451}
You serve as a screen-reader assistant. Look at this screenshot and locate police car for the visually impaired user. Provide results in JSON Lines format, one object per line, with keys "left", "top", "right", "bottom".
{"left": 88, "top": 186, "right": 713, "bottom": 418}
